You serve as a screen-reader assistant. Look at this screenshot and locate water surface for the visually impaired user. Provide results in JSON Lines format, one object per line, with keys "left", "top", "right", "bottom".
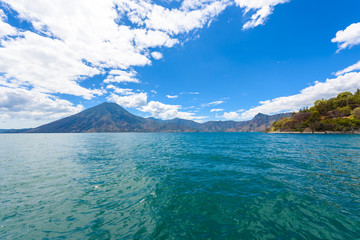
{"left": 1, "top": 133, "right": 359, "bottom": 239}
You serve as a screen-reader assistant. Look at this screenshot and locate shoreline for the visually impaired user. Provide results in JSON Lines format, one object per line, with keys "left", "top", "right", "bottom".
{"left": 269, "top": 131, "right": 360, "bottom": 134}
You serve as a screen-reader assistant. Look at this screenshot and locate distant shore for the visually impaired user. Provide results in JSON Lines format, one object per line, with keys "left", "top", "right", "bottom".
{"left": 269, "top": 131, "right": 360, "bottom": 134}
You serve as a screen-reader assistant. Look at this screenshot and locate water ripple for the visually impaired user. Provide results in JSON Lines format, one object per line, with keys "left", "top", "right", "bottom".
{"left": 0, "top": 133, "right": 359, "bottom": 239}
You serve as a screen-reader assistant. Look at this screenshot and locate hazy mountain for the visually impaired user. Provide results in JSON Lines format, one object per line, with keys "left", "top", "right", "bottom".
{"left": 3, "top": 102, "right": 291, "bottom": 133}
{"left": 199, "top": 120, "right": 248, "bottom": 132}
{"left": 240, "top": 112, "right": 292, "bottom": 132}
{"left": 0, "top": 128, "right": 31, "bottom": 133}
{"left": 164, "top": 118, "right": 203, "bottom": 129}
{"left": 196, "top": 113, "right": 291, "bottom": 132}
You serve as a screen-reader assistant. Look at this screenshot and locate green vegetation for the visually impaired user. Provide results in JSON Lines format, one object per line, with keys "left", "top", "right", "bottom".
{"left": 271, "top": 90, "right": 360, "bottom": 133}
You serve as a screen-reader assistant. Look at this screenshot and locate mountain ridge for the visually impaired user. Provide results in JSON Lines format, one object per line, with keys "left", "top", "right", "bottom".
{"left": 3, "top": 102, "right": 291, "bottom": 133}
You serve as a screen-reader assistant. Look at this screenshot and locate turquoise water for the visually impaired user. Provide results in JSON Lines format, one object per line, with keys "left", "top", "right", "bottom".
{"left": 0, "top": 133, "right": 359, "bottom": 239}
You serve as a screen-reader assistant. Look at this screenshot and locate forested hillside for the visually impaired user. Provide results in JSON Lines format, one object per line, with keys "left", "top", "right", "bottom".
{"left": 271, "top": 90, "right": 360, "bottom": 133}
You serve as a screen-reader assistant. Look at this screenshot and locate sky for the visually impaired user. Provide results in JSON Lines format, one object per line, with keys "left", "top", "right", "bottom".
{"left": 1, "top": 0, "right": 360, "bottom": 128}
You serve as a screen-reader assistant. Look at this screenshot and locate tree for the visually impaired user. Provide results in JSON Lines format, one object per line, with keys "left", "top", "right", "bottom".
{"left": 272, "top": 117, "right": 293, "bottom": 131}
{"left": 305, "top": 111, "right": 320, "bottom": 133}
{"left": 353, "top": 107, "right": 360, "bottom": 120}
{"left": 339, "top": 106, "right": 351, "bottom": 117}
{"left": 314, "top": 99, "right": 332, "bottom": 115}
{"left": 334, "top": 91, "right": 353, "bottom": 108}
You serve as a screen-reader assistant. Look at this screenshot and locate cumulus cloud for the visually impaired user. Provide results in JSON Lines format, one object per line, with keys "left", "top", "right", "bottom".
{"left": 0, "top": 31, "right": 102, "bottom": 99}
{"left": 166, "top": 94, "right": 178, "bottom": 99}
{"left": 151, "top": 51, "right": 163, "bottom": 60}
{"left": 106, "top": 85, "right": 134, "bottom": 95}
{"left": 233, "top": 71, "right": 360, "bottom": 120}
{"left": 133, "top": 28, "right": 179, "bottom": 49}
{"left": 0, "top": 86, "right": 83, "bottom": 128}
{"left": 121, "top": 0, "right": 230, "bottom": 35}
{"left": 108, "top": 92, "right": 148, "bottom": 108}
{"left": 140, "top": 100, "right": 205, "bottom": 120}
{"left": 140, "top": 101, "right": 182, "bottom": 119}
{"left": 104, "top": 69, "right": 140, "bottom": 84}
{"left": 332, "top": 22, "right": 360, "bottom": 51}
{"left": 210, "top": 108, "right": 223, "bottom": 112}
{"left": 221, "top": 111, "right": 240, "bottom": 119}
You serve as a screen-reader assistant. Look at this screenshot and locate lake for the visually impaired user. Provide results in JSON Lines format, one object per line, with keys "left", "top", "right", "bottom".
{"left": 1, "top": 133, "right": 359, "bottom": 239}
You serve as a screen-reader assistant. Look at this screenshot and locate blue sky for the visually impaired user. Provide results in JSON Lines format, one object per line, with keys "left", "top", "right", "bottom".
{"left": 1, "top": 0, "right": 360, "bottom": 128}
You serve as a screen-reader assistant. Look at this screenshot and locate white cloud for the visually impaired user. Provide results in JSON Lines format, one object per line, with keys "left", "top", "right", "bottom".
{"left": 166, "top": 94, "right": 178, "bottom": 99}
{"left": 151, "top": 51, "right": 163, "bottom": 60}
{"left": 121, "top": 0, "right": 230, "bottom": 35}
{"left": 203, "top": 100, "right": 224, "bottom": 106}
{"left": 108, "top": 92, "right": 148, "bottom": 108}
{"left": 234, "top": 0, "right": 289, "bottom": 29}
{"left": 2, "top": 0, "right": 151, "bottom": 68}
{"left": 140, "top": 100, "right": 205, "bottom": 120}
{"left": 0, "top": 86, "right": 83, "bottom": 128}
{"left": 335, "top": 60, "right": 360, "bottom": 76}
{"left": 0, "top": 31, "right": 102, "bottom": 99}
{"left": 104, "top": 69, "right": 140, "bottom": 84}
{"left": 106, "top": 85, "right": 134, "bottom": 95}
{"left": 221, "top": 111, "right": 240, "bottom": 119}
{"left": 133, "top": 28, "right": 179, "bottom": 49}
{"left": 0, "top": 9, "right": 17, "bottom": 38}
{"left": 210, "top": 108, "right": 223, "bottom": 112}
{"left": 332, "top": 22, "right": 360, "bottom": 51}
{"left": 237, "top": 71, "right": 360, "bottom": 120}
{"left": 140, "top": 101, "right": 182, "bottom": 119}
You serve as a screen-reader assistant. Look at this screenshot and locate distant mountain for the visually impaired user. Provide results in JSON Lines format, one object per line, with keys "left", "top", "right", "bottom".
{"left": 164, "top": 118, "right": 203, "bottom": 129}
{"left": 200, "top": 120, "right": 247, "bottom": 132}
{"left": 240, "top": 112, "right": 292, "bottom": 132}
{"left": 3, "top": 102, "right": 291, "bottom": 133}
{"left": 25, "top": 102, "right": 196, "bottom": 133}
{"left": 196, "top": 113, "right": 291, "bottom": 132}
